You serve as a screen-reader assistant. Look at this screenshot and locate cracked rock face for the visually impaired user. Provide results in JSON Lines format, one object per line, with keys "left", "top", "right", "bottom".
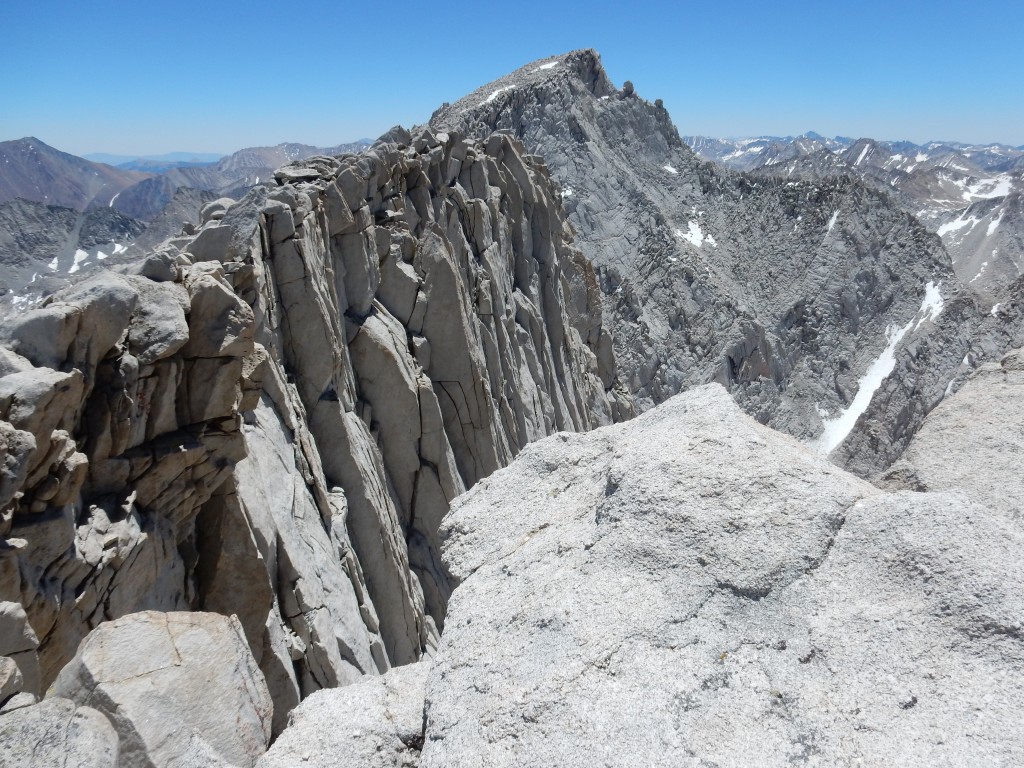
{"left": 0, "top": 126, "right": 623, "bottom": 731}
{"left": 429, "top": 49, "right": 1009, "bottom": 477}
{"left": 420, "top": 384, "right": 1024, "bottom": 767}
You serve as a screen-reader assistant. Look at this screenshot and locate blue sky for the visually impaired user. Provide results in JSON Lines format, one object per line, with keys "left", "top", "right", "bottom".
{"left": 2, "top": 0, "right": 1021, "bottom": 155}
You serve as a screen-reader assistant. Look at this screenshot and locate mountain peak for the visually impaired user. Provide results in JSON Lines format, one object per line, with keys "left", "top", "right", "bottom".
{"left": 430, "top": 49, "right": 617, "bottom": 127}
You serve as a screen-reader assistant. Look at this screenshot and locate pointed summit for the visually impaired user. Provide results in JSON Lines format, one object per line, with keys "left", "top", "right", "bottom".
{"left": 428, "top": 49, "right": 966, "bottom": 475}
{"left": 430, "top": 49, "right": 619, "bottom": 126}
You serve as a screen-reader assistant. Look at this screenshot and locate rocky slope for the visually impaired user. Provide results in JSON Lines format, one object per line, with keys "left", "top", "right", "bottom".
{"left": 686, "top": 133, "right": 1024, "bottom": 298}
{"left": 0, "top": 138, "right": 152, "bottom": 210}
{"left": 0, "top": 128, "right": 624, "bottom": 740}
{"left": 429, "top": 49, "right": 991, "bottom": 475}
{"left": 0, "top": 198, "right": 145, "bottom": 306}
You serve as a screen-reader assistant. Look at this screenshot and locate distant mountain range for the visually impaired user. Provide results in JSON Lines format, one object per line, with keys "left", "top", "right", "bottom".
{"left": 684, "top": 132, "right": 1024, "bottom": 297}
{"left": 0, "top": 135, "right": 374, "bottom": 300}
{"left": 83, "top": 151, "right": 226, "bottom": 166}
{"left": 0, "top": 136, "right": 374, "bottom": 221}
{"left": 0, "top": 138, "right": 152, "bottom": 210}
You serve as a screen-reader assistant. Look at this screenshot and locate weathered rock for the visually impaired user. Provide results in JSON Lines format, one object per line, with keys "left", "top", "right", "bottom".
{"left": 0, "top": 121, "right": 624, "bottom": 731}
{"left": 50, "top": 611, "right": 272, "bottom": 768}
{"left": 421, "top": 384, "right": 1024, "bottom": 766}
{"left": 0, "top": 697, "right": 119, "bottom": 768}
{"left": 259, "top": 661, "right": 429, "bottom": 768}
{"left": 877, "top": 346, "right": 1024, "bottom": 520}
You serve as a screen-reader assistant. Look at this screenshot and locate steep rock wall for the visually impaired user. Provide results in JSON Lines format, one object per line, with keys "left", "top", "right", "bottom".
{"left": 0, "top": 130, "right": 624, "bottom": 726}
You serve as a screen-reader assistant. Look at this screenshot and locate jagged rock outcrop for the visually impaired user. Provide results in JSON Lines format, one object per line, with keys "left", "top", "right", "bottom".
{"left": 0, "top": 128, "right": 623, "bottom": 729}
{"left": 418, "top": 385, "right": 1024, "bottom": 766}
{"left": 429, "top": 49, "right": 989, "bottom": 476}
{"left": 259, "top": 661, "right": 429, "bottom": 768}
{"left": 51, "top": 611, "right": 272, "bottom": 768}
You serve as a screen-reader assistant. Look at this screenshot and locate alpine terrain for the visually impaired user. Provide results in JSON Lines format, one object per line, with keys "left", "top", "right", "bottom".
{"left": 0, "top": 49, "right": 1021, "bottom": 767}
{"left": 686, "top": 132, "right": 1024, "bottom": 299}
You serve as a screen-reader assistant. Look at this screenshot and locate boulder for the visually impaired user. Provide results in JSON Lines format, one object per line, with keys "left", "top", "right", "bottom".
{"left": 50, "top": 611, "right": 272, "bottom": 768}
{"left": 421, "top": 384, "right": 1024, "bottom": 767}
{"left": 259, "top": 661, "right": 429, "bottom": 768}
{"left": 0, "top": 697, "right": 119, "bottom": 767}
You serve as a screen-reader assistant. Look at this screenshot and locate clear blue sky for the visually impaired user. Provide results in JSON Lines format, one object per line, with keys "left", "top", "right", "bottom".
{"left": 2, "top": 0, "right": 1021, "bottom": 155}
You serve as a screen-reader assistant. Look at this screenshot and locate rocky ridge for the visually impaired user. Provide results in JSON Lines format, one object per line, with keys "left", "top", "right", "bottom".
{"left": 685, "top": 133, "right": 1024, "bottom": 299}
{"left": 111, "top": 140, "right": 373, "bottom": 222}
{"left": 0, "top": 127, "right": 624, "bottom": 748}
{"left": 429, "top": 49, "right": 997, "bottom": 476}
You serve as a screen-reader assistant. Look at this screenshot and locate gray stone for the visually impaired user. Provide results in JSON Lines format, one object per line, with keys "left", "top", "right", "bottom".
{"left": 421, "top": 385, "right": 1024, "bottom": 767}
{"left": 259, "top": 661, "right": 429, "bottom": 768}
{"left": 0, "top": 655, "right": 22, "bottom": 702}
{"left": 51, "top": 611, "right": 272, "bottom": 768}
{"left": 200, "top": 197, "right": 236, "bottom": 225}
{"left": 0, "top": 697, "right": 119, "bottom": 768}
{"left": 878, "top": 347, "right": 1024, "bottom": 520}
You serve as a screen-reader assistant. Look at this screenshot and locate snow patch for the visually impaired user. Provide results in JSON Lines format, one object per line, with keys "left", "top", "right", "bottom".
{"left": 533, "top": 61, "right": 559, "bottom": 71}
{"left": 113, "top": 243, "right": 127, "bottom": 255}
{"left": 68, "top": 249, "right": 89, "bottom": 274}
{"left": 813, "top": 282, "right": 944, "bottom": 454}
{"left": 483, "top": 85, "right": 515, "bottom": 105}
{"left": 561, "top": 186, "right": 575, "bottom": 198}
{"left": 987, "top": 207, "right": 1004, "bottom": 236}
{"left": 674, "top": 220, "right": 714, "bottom": 248}
{"left": 662, "top": 165, "right": 678, "bottom": 175}
{"left": 855, "top": 144, "right": 871, "bottom": 166}
{"left": 47, "top": 256, "right": 59, "bottom": 271}
{"left": 937, "top": 213, "right": 981, "bottom": 238}
{"left": 991, "top": 303, "right": 1003, "bottom": 316}
{"left": 961, "top": 175, "right": 1013, "bottom": 201}
{"left": 108, "top": 192, "right": 120, "bottom": 209}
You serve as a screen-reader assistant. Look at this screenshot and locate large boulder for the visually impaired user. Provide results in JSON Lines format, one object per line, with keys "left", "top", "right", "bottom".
{"left": 50, "top": 611, "right": 272, "bottom": 767}
{"left": 420, "top": 384, "right": 1024, "bottom": 766}
{"left": 259, "top": 661, "right": 429, "bottom": 768}
{"left": 0, "top": 697, "right": 119, "bottom": 767}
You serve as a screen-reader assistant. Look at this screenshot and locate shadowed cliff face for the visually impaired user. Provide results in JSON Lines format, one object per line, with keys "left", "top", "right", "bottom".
{"left": 0, "top": 129, "right": 626, "bottom": 728}
{"left": 430, "top": 48, "right": 1024, "bottom": 477}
